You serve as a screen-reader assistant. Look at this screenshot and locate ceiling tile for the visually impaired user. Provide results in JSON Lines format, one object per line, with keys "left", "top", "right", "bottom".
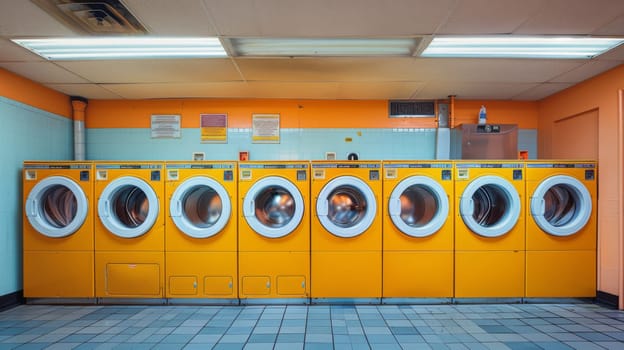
{"left": 437, "top": 0, "right": 543, "bottom": 34}
{"left": 596, "top": 44, "right": 624, "bottom": 60}
{"left": 593, "top": 14, "right": 624, "bottom": 35}
{"left": 0, "top": 0, "right": 75, "bottom": 36}
{"left": 1, "top": 62, "right": 89, "bottom": 84}
{"left": 44, "top": 84, "right": 123, "bottom": 99}
{"left": 206, "top": 0, "right": 455, "bottom": 36}
{"left": 335, "top": 82, "right": 425, "bottom": 100}
{"left": 550, "top": 60, "right": 623, "bottom": 83}
{"left": 235, "top": 58, "right": 419, "bottom": 82}
{"left": 412, "top": 58, "right": 584, "bottom": 83}
{"left": 0, "top": 39, "right": 44, "bottom": 62}
{"left": 515, "top": 0, "right": 624, "bottom": 34}
{"left": 416, "top": 82, "right": 539, "bottom": 100}
{"left": 105, "top": 82, "right": 345, "bottom": 99}
{"left": 55, "top": 59, "right": 242, "bottom": 83}
{"left": 124, "top": 0, "right": 218, "bottom": 35}
{"left": 511, "top": 83, "right": 573, "bottom": 100}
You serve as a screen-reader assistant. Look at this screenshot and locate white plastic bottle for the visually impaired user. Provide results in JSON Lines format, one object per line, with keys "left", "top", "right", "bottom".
{"left": 478, "top": 105, "right": 487, "bottom": 125}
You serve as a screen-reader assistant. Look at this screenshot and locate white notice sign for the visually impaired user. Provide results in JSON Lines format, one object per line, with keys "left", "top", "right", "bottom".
{"left": 252, "top": 113, "right": 280, "bottom": 143}
{"left": 151, "top": 114, "right": 181, "bottom": 139}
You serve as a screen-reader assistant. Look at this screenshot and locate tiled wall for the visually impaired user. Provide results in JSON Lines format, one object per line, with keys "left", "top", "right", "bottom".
{"left": 0, "top": 97, "right": 72, "bottom": 296}
{"left": 86, "top": 127, "right": 536, "bottom": 161}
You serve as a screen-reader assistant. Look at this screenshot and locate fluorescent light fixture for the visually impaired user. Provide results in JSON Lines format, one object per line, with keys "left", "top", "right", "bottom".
{"left": 11, "top": 37, "right": 227, "bottom": 60}
{"left": 421, "top": 36, "right": 624, "bottom": 59}
{"left": 229, "top": 38, "right": 420, "bottom": 57}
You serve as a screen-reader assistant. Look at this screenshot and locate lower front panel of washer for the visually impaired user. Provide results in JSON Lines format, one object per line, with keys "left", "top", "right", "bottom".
{"left": 166, "top": 251, "right": 237, "bottom": 298}
{"left": 311, "top": 251, "right": 381, "bottom": 298}
{"left": 526, "top": 250, "right": 596, "bottom": 298}
{"left": 95, "top": 251, "right": 164, "bottom": 298}
{"left": 238, "top": 251, "right": 309, "bottom": 299}
{"left": 383, "top": 251, "right": 453, "bottom": 298}
{"left": 455, "top": 251, "right": 525, "bottom": 298}
{"left": 24, "top": 250, "right": 94, "bottom": 298}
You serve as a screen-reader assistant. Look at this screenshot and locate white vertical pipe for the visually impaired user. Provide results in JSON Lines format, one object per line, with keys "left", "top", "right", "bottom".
{"left": 71, "top": 97, "right": 88, "bottom": 161}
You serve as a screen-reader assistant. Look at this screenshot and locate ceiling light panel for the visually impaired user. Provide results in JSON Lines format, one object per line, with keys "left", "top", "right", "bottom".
{"left": 421, "top": 36, "right": 624, "bottom": 59}
{"left": 229, "top": 38, "right": 420, "bottom": 57}
{"left": 11, "top": 37, "right": 227, "bottom": 60}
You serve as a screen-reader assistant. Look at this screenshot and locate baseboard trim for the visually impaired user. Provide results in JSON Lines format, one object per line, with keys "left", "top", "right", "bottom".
{"left": 596, "top": 290, "right": 618, "bottom": 308}
{"left": 0, "top": 290, "right": 24, "bottom": 311}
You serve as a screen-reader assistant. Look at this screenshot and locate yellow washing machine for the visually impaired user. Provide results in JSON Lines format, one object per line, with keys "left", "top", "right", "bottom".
{"left": 382, "top": 161, "right": 454, "bottom": 301}
{"left": 525, "top": 160, "right": 597, "bottom": 297}
{"left": 454, "top": 161, "right": 525, "bottom": 299}
{"left": 311, "top": 161, "right": 382, "bottom": 302}
{"left": 238, "top": 161, "right": 310, "bottom": 303}
{"left": 165, "top": 161, "right": 237, "bottom": 303}
{"left": 23, "top": 161, "right": 94, "bottom": 299}
{"left": 94, "top": 161, "right": 165, "bottom": 300}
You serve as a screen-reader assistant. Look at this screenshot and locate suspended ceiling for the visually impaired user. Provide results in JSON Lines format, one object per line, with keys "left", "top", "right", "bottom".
{"left": 1, "top": 0, "right": 623, "bottom": 101}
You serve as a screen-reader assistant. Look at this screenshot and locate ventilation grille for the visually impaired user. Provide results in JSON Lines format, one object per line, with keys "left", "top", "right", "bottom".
{"left": 31, "top": 0, "right": 147, "bottom": 35}
{"left": 388, "top": 100, "right": 435, "bottom": 118}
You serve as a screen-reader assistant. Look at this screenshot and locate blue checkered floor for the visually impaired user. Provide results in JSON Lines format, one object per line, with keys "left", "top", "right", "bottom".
{"left": 1, "top": 302, "right": 623, "bottom": 349}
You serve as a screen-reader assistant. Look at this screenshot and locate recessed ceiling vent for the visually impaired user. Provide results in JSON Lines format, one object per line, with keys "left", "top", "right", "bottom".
{"left": 31, "top": 0, "right": 148, "bottom": 35}
{"left": 388, "top": 100, "right": 436, "bottom": 118}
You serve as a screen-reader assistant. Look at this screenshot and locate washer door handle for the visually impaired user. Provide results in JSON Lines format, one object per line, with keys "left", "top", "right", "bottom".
{"left": 245, "top": 199, "right": 255, "bottom": 217}
{"left": 461, "top": 197, "right": 474, "bottom": 217}
{"left": 171, "top": 199, "right": 182, "bottom": 217}
{"left": 317, "top": 199, "right": 328, "bottom": 216}
{"left": 101, "top": 200, "right": 110, "bottom": 218}
{"left": 27, "top": 199, "right": 37, "bottom": 217}
{"left": 532, "top": 197, "right": 545, "bottom": 217}
{"left": 388, "top": 197, "right": 401, "bottom": 216}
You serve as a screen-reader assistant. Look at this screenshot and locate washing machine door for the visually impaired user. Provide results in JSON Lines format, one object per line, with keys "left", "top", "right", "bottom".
{"left": 388, "top": 176, "right": 449, "bottom": 238}
{"left": 98, "top": 176, "right": 159, "bottom": 238}
{"left": 25, "top": 176, "right": 89, "bottom": 238}
{"left": 530, "top": 175, "right": 592, "bottom": 237}
{"left": 459, "top": 175, "right": 521, "bottom": 238}
{"left": 169, "top": 176, "right": 231, "bottom": 238}
{"left": 243, "top": 176, "right": 304, "bottom": 239}
{"left": 316, "top": 175, "right": 377, "bottom": 238}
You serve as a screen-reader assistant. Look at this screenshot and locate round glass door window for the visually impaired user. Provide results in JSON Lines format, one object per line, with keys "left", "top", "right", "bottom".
{"left": 98, "top": 176, "right": 159, "bottom": 238}
{"left": 170, "top": 176, "right": 231, "bottom": 238}
{"left": 530, "top": 175, "right": 592, "bottom": 236}
{"left": 243, "top": 176, "right": 304, "bottom": 239}
{"left": 388, "top": 176, "right": 449, "bottom": 238}
{"left": 459, "top": 175, "right": 521, "bottom": 238}
{"left": 25, "top": 176, "right": 88, "bottom": 238}
{"left": 316, "top": 175, "right": 377, "bottom": 238}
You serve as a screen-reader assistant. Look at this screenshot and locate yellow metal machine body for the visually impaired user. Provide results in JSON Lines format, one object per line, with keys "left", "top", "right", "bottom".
{"left": 525, "top": 161, "right": 597, "bottom": 297}
{"left": 454, "top": 161, "right": 525, "bottom": 298}
{"left": 94, "top": 162, "right": 165, "bottom": 299}
{"left": 238, "top": 161, "right": 310, "bottom": 302}
{"left": 23, "top": 161, "right": 94, "bottom": 298}
{"left": 382, "top": 161, "right": 454, "bottom": 299}
{"left": 165, "top": 161, "right": 238, "bottom": 301}
{"left": 311, "top": 161, "right": 382, "bottom": 301}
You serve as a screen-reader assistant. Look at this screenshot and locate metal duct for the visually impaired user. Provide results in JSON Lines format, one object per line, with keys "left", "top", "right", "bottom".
{"left": 71, "top": 96, "right": 88, "bottom": 161}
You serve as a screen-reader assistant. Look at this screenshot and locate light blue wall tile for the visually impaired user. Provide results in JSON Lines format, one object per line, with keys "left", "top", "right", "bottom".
{"left": 86, "top": 128, "right": 439, "bottom": 161}
{"left": 518, "top": 129, "right": 538, "bottom": 159}
{"left": 0, "top": 97, "right": 72, "bottom": 296}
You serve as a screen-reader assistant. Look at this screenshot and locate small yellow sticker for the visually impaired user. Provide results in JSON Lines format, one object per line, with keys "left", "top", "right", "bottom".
{"left": 457, "top": 168, "right": 469, "bottom": 180}
{"left": 385, "top": 168, "right": 397, "bottom": 179}
{"left": 240, "top": 169, "right": 252, "bottom": 180}
{"left": 313, "top": 169, "right": 325, "bottom": 180}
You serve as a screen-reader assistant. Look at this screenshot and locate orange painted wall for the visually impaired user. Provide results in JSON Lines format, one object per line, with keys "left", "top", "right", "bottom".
{"left": 87, "top": 98, "right": 538, "bottom": 129}
{"left": 453, "top": 100, "right": 538, "bottom": 129}
{"left": 539, "top": 63, "right": 624, "bottom": 302}
{"left": 0, "top": 68, "right": 71, "bottom": 118}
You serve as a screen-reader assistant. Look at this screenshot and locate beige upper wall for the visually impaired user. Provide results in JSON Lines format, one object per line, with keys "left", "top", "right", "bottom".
{"left": 538, "top": 63, "right": 624, "bottom": 300}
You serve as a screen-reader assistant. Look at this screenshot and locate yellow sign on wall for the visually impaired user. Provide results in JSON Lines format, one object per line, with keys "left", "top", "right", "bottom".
{"left": 200, "top": 113, "right": 227, "bottom": 143}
